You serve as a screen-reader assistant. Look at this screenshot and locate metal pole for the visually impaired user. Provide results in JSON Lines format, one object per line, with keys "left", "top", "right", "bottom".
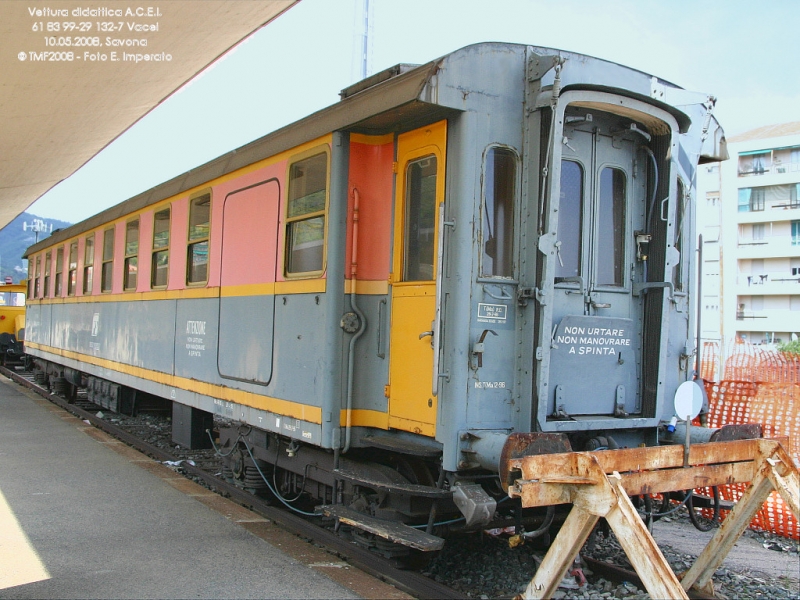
{"left": 696, "top": 234, "right": 703, "bottom": 379}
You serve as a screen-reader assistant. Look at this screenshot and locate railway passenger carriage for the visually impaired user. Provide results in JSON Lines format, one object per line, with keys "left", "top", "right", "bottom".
{"left": 24, "top": 43, "right": 731, "bottom": 551}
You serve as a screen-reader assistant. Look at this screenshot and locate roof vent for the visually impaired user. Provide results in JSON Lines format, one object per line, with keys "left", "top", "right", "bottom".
{"left": 340, "top": 63, "right": 419, "bottom": 100}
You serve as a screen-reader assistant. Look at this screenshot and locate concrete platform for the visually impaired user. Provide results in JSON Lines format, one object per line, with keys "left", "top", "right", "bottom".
{"left": 0, "top": 376, "right": 407, "bottom": 599}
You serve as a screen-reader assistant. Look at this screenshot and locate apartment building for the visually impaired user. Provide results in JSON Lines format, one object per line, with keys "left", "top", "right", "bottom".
{"left": 698, "top": 122, "right": 800, "bottom": 359}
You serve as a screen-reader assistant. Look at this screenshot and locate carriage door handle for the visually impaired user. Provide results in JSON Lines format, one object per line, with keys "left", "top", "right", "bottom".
{"left": 590, "top": 300, "right": 611, "bottom": 309}
{"left": 419, "top": 330, "right": 433, "bottom": 339}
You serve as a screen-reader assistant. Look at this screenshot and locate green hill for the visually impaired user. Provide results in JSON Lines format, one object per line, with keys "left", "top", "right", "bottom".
{"left": 0, "top": 213, "right": 72, "bottom": 284}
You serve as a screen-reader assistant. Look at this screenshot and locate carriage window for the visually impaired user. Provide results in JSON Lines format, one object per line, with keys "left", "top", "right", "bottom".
{"left": 28, "top": 259, "right": 35, "bottom": 298}
{"left": 187, "top": 194, "right": 210, "bottom": 284}
{"left": 124, "top": 219, "right": 139, "bottom": 291}
{"left": 68, "top": 242, "right": 78, "bottom": 296}
{"left": 151, "top": 208, "right": 170, "bottom": 288}
{"left": 44, "top": 252, "right": 52, "bottom": 297}
{"left": 556, "top": 160, "right": 583, "bottom": 279}
{"left": 83, "top": 235, "right": 94, "bottom": 294}
{"left": 101, "top": 227, "right": 114, "bottom": 293}
{"left": 54, "top": 248, "right": 64, "bottom": 296}
{"left": 596, "top": 167, "right": 626, "bottom": 286}
{"left": 34, "top": 256, "right": 41, "bottom": 298}
{"left": 403, "top": 156, "right": 437, "bottom": 281}
{"left": 286, "top": 153, "right": 327, "bottom": 275}
{"left": 482, "top": 148, "right": 516, "bottom": 277}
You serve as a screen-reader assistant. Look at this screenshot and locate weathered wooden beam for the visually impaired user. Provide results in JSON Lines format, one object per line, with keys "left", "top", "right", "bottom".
{"left": 509, "top": 438, "right": 800, "bottom": 600}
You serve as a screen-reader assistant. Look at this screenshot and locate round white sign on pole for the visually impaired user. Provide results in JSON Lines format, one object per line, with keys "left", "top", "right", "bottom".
{"left": 673, "top": 381, "right": 703, "bottom": 421}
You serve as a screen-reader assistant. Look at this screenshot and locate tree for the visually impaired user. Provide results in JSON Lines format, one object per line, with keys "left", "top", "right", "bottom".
{"left": 777, "top": 339, "right": 800, "bottom": 355}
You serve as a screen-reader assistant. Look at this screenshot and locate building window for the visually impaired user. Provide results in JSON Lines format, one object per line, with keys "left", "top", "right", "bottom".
{"left": 285, "top": 152, "right": 327, "bottom": 275}
{"left": 738, "top": 187, "right": 766, "bottom": 212}
{"left": 124, "top": 219, "right": 139, "bottom": 291}
{"left": 481, "top": 147, "right": 517, "bottom": 278}
{"left": 738, "top": 151, "right": 770, "bottom": 175}
{"left": 83, "top": 235, "right": 94, "bottom": 294}
{"left": 67, "top": 242, "right": 78, "bottom": 296}
{"left": 151, "top": 208, "right": 170, "bottom": 288}
{"left": 187, "top": 195, "right": 210, "bottom": 284}
{"left": 792, "top": 221, "right": 800, "bottom": 246}
{"left": 101, "top": 227, "right": 114, "bottom": 293}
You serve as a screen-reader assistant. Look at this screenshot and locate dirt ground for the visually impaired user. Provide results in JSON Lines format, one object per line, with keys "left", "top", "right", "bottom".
{"left": 651, "top": 517, "right": 800, "bottom": 583}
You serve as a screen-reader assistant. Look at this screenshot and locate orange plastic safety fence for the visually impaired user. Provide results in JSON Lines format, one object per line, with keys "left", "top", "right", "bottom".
{"left": 703, "top": 377, "right": 799, "bottom": 539}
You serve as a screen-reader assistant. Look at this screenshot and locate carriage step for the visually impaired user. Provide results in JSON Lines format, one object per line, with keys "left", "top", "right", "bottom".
{"left": 332, "top": 467, "right": 452, "bottom": 498}
{"left": 362, "top": 434, "right": 443, "bottom": 458}
{"left": 319, "top": 505, "right": 445, "bottom": 551}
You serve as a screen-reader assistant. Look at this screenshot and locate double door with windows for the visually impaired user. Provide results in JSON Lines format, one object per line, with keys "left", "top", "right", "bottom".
{"left": 546, "top": 107, "right": 648, "bottom": 418}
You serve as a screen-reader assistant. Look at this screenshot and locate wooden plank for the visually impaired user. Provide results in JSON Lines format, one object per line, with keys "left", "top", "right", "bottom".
{"left": 511, "top": 462, "right": 755, "bottom": 508}
{"left": 507, "top": 439, "right": 771, "bottom": 481}
{"left": 319, "top": 505, "right": 444, "bottom": 552}
{"left": 605, "top": 475, "right": 689, "bottom": 599}
{"left": 619, "top": 462, "right": 756, "bottom": 496}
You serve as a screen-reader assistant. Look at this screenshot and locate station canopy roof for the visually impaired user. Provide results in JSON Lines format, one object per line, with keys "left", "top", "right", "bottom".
{"left": 0, "top": 0, "right": 299, "bottom": 230}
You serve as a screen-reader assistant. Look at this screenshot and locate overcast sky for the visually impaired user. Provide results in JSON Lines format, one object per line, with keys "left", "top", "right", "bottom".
{"left": 26, "top": 0, "right": 800, "bottom": 223}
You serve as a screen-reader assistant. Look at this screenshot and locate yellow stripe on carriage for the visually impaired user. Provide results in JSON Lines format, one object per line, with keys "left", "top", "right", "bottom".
{"left": 25, "top": 342, "right": 323, "bottom": 424}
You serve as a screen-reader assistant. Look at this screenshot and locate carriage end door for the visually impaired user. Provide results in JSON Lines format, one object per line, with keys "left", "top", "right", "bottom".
{"left": 547, "top": 106, "right": 647, "bottom": 418}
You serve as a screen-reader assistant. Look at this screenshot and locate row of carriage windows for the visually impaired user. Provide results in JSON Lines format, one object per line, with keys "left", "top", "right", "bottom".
{"left": 30, "top": 151, "right": 329, "bottom": 299}
{"left": 30, "top": 195, "right": 213, "bottom": 298}
{"left": 29, "top": 144, "right": 672, "bottom": 297}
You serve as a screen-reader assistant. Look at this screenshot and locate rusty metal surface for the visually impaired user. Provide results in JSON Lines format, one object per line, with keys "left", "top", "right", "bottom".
{"left": 499, "top": 432, "right": 572, "bottom": 491}
{"left": 710, "top": 423, "right": 763, "bottom": 442}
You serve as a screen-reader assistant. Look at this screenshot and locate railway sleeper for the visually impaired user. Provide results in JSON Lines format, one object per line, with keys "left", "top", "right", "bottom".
{"left": 503, "top": 437, "right": 800, "bottom": 600}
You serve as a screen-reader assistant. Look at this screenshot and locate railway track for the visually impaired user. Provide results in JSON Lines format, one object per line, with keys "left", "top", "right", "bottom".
{"left": 6, "top": 364, "right": 792, "bottom": 600}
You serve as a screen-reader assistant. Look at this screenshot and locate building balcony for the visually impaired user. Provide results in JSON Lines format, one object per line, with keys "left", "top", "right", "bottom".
{"left": 738, "top": 160, "right": 800, "bottom": 181}
{"left": 737, "top": 204, "right": 800, "bottom": 225}
{"left": 736, "top": 274, "right": 800, "bottom": 295}
{"left": 736, "top": 235, "right": 800, "bottom": 259}
{"left": 735, "top": 309, "right": 800, "bottom": 333}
